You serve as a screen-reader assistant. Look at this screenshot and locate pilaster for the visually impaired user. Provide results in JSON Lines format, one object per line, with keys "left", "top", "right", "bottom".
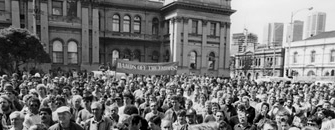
{"left": 92, "top": 7, "right": 100, "bottom": 64}
{"left": 218, "top": 22, "right": 226, "bottom": 74}
{"left": 40, "top": 0, "right": 49, "bottom": 53}
{"left": 27, "top": 0, "right": 35, "bottom": 33}
{"left": 11, "top": 0, "right": 20, "bottom": 28}
{"left": 201, "top": 20, "right": 209, "bottom": 73}
{"left": 225, "top": 22, "right": 231, "bottom": 69}
{"left": 169, "top": 19, "right": 174, "bottom": 62}
{"left": 81, "top": 6, "right": 90, "bottom": 64}
{"left": 182, "top": 17, "right": 189, "bottom": 67}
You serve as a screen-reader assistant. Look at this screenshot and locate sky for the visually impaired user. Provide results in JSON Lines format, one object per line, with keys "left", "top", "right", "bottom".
{"left": 230, "top": 0, "right": 335, "bottom": 45}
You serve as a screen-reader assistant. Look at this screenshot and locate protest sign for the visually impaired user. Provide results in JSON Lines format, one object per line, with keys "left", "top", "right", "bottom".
{"left": 116, "top": 59, "right": 178, "bottom": 75}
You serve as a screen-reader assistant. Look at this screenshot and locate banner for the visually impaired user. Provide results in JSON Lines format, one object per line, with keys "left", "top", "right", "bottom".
{"left": 321, "top": 119, "right": 335, "bottom": 130}
{"left": 116, "top": 59, "right": 178, "bottom": 75}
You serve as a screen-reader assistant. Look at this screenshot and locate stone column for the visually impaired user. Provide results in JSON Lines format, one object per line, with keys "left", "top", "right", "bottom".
{"left": 81, "top": 2, "right": 90, "bottom": 65}
{"left": 92, "top": 6, "right": 100, "bottom": 64}
{"left": 172, "top": 17, "right": 182, "bottom": 66}
{"left": 182, "top": 17, "right": 189, "bottom": 67}
{"left": 27, "top": 0, "right": 35, "bottom": 33}
{"left": 201, "top": 20, "right": 208, "bottom": 74}
{"left": 40, "top": 0, "right": 49, "bottom": 53}
{"left": 218, "top": 22, "right": 226, "bottom": 76}
{"left": 11, "top": 0, "right": 20, "bottom": 28}
{"left": 225, "top": 22, "right": 231, "bottom": 69}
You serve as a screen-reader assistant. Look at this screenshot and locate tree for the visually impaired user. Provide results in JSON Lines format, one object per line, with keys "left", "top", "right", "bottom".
{"left": 0, "top": 27, "right": 51, "bottom": 74}
{"left": 242, "top": 55, "right": 253, "bottom": 76}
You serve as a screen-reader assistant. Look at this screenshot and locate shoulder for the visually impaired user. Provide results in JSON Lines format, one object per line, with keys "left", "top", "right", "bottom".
{"left": 72, "top": 122, "right": 84, "bottom": 130}
{"left": 49, "top": 124, "right": 60, "bottom": 130}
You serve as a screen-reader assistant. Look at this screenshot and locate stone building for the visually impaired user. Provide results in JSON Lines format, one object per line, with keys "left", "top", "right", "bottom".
{"left": 0, "top": 0, "right": 235, "bottom": 76}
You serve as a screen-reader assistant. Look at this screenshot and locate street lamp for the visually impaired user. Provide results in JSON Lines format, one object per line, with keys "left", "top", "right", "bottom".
{"left": 286, "top": 7, "right": 313, "bottom": 77}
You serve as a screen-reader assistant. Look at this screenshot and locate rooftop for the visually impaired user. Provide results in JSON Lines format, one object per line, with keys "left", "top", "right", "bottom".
{"left": 305, "top": 31, "right": 335, "bottom": 40}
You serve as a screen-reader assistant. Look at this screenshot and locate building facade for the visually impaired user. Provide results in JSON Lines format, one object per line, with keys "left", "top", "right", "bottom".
{"left": 231, "top": 32, "right": 258, "bottom": 55}
{"left": 0, "top": 0, "right": 235, "bottom": 76}
{"left": 285, "top": 31, "right": 335, "bottom": 77}
{"left": 304, "top": 12, "right": 326, "bottom": 39}
{"left": 234, "top": 45, "right": 285, "bottom": 79}
{"left": 263, "top": 22, "right": 284, "bottom": 47}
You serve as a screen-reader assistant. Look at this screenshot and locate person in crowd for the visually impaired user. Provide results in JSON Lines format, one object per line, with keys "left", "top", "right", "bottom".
{"left": 161, "top": 119, "right": 173, "bottom": 130}
{"left": 9, "top": 111, "right": 24, "bottom": 130}
{"left": 0, "top": 95, "right": 14, "bottom": 130}
{"left": 38, "top": 107, "right": 54, "bottom": 128}
{"left": 84, "top": 102, "right": 113, "bottom": 130}
{"left": 49, "top": 106, "right": 83, "bottom": 130}
{"left": 145, "top": 102, "right": 164, "bottom": 121}
{"left": 234, "top": 104, "right": 256, "bottom": 130}
{"left": 23, "top": 97, "right": 41, "bottom": 130}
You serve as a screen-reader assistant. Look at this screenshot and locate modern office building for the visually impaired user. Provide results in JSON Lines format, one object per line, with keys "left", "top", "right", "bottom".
{"left": 304, "top": 12, "right": 326, "bottom": 39}
{"left": 263, "top": 23, "right": 284, "bottom": 47}
{"left": 231, "top": 32, "right": 258, "bottom": 55}
{"left": 0, "top": 0, "right": 235, "bottom": 76}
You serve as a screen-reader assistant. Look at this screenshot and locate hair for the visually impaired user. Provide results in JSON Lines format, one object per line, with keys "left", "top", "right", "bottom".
{"left": 9, "top": 111, "right": 24, "bottom": 120}
{"left": 124, "top": 105, "right": 139, "bottom": 115}
{"left": 262, "top": 120, "right": 278, "bottom": 130}
{"left": 176, "top": 109, "right": 186, "bottom": 117}
{"left": 129, "top": 114, "right": 142, "bottom": 126}
{"left": 39, "top": 107, "right": 52, "bottom": 115}
{"left": 149, "top": 115, "right": 162, "bottom": 126}
{"left": 55, "top": 95, "right": 66, "bottom": 104}
{"left": 72, "top": 95, "right": 83, "bottom": 106}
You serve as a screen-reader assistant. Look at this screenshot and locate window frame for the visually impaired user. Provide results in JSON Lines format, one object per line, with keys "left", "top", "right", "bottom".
{"left": 0, "top": 1, "right": 5, "bottom": 12}
{"left": 52, "top": 1, "right": 63, "bottom": 16}
{"left": 52, "top": 40, "right": 64, "bottom": 64}
{"left": 190, "top": 51, "right": 197, "bottom": 69}
{"left": 112, "top": 14, "right": 120, "bottom": 32}
{"left": 123, "top": 15, "right": 131, "bottom": 33}
{"left": 330, "top": 50, "right": 335, "bottom": 62}
{"left": 293, "top": 52, "right": 298, "bottom": 63}
{"left": 311, "top": 51, "right": 316, "bottom": 63}
{"left": 192, "top": 20, "right": 198, "bottom": 34}
{"left": 67, "top": 41, "right": 78, "bottom": 64}
{"left": 152, "top": 18, "right": 159, "bottom": 35}
{"left": 210, "top": 22, "right": 216, "bottom": 36}
{"left": 67, "top": 0, "right": 77, "bottom": 17}
{"left": 134, "top": 16, "right": 141, "bottom": 34}
{"left": 208, "top": 52, "right": 215, "bottom": 70}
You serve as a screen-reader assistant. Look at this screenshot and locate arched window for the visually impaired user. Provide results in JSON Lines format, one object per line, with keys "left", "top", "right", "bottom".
{"left": 311, "top": 51, "right": 316, "bottom": 63}
{"left": 133, "top": 50, "right": 141, "bottom": 62}
{"left": 208, "top": 52, "right": 215, "bottom": 70}
{"left": 330, "top": 50, "right": 335, "bottom": 62}
{"left": 152, "top": 18, "right": 159, "bottom": 35}
{"left": 190, "top": 51, "right": 197, "bottom": 69}
{"left": 123, "top": 15, "right": 130, "bottom": 33}
{"left": 152, "top": 51, "right": 159, "bottom": 62}
{"left": 293, "top": 52, "right": 298, "bottom": 63}
{"left": 307, "top": 70, "right": 315, "bottom": 76}
{"left": 134, "top": 16, "right": 141, "bottom": 34}
{"left": 112, "top": 50, "right": 119, "bottom": 67}
{"left": 52, "top": 40, "right": 63, "bottom": 63}
{"left": 67, "top": 41, "right": 78, "bottom": 64}
{"left": 331, "top": 70, "right": 335, "bottom": 76}
{"left": 123, "top": 49, "right": 131, "bottom": 60}
{"left": 112, "top": 14, "right": 120, "bottom": 32}
{"left": 325, "top": 72, "right": 330, "bottom": 76}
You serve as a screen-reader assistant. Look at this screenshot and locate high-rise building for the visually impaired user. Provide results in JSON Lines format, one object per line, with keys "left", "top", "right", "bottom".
{"left": 286, "top": 20, "right": 304, "bottom": 42}
{"left": 304, "top": 12, "right": 326, "bottom": 39}
{"left": 232, "top": 33, "right": 258, "bottom": 54}
{"left": 263, "top": 23, "right": 284, "bottom": 47}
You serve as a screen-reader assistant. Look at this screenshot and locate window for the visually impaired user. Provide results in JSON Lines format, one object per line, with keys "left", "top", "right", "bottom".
{"left": 134, "top": 16, "right": 141, "bottom": 34}
{"left": 52, "top": 40, "right": 63, "bottom": 63}
{"left": 112, "top": 50, "right": 119, "bottom": 67}
{"left": 210, "top": 23, "right": 216, "bottom": 36}
{"left": 52, "top": 1, "right": 63, "bottom": 16}
{"left": 67, "top": 0, "right": 77, "bottom": 17}
{"left": 123, "top": 15, "right": 131, "bottom": 33}
{"left": 67, "top": 41, "right": 78, "bottom": 64}
{"left": 123, "top": 49, "right": 131, "bottom": 60}
{"left": 133, "top": 50, "right": 141, "bottom": 62}
{"left": 293, "top": 52, "right": 298, "bottom": 63}
{"left": 332, "top": 70, "right": 335, "bottom": 76}
{"left": 190, "top": 51, "right": 197, "bottom": 69}
{"left": 152, "top": 51, "right": 159, "bottom": 62}
{"left": 208, "top": 52, "right": 215, "bottom": 70}
{"left": 0, "top": 1, "right": 5, "bottom": 12}
{"left": 192, "top": 20, "right": 198, "bottom": 34}
{"left": 311, "top": 51, "right": 316, "bottom": 63}
{"left": 307, "top": 70, "right": 315, "bottom": 76}
{"left": 112, "top": 14, "right": 120, "bottom": 32}
{"left": 330, "top": 50, "right": 335, "bottom": 62}
{"left": 152, "top": 18, "right": 159, "bottom": 35}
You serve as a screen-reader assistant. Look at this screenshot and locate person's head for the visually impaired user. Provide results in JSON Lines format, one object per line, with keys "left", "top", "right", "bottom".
{"left": 128, "top": 114, "right": 143, "bottom": 130}
{"left": 242, "top": 96, "right": 250, "bottom": 108}
{"left": 225, "top": 95, "right": 233, "bottom": 105}
{"left": 55, "top": 95, "right": 66, "bottom": 108}
{"left": 215, "top": 111, "right": 224, "bottom": 122}
{"left": 170, "top": 96, "right": 180, "bottom": 109}
{"left": 148, "top": 115, "right": 161, "bottom": 130}
{"left": 185, "top": 109, "right": 197, "bottom": 124}
{"left": 185, "top": 99, "right": 193, "bottom": 110}
{"left": 176, "top": 88, "right": 183, "bottom": 96}
{"left": 83, "top": 96, "right": 93, "bottom": 108}
{"left": 150, "top": 101, "right": 158, "bottom": 112}
{"left": 56, "top": 106, "right": 72, "bottom": 126}
{"left": 36, "top": 84, "right": 47, "bottom": 96}
{"left": 323, "top": 101, "right": 331, "bottom": 110}
{"left": 212, "top": 102, "right": 220, "bottom": 114}
{"left": 161, "top": 120, "right": 173, "bottom": 130}
{"left": 237, "top": 105, "right": 248, "bottom": 124}
{"left": 39, "top": 107, "right": 52, "bottom": 123}
{"left": 262, "top": 120, "right": 278, "bottom": 130}
{"left": 123, "top": 92, "right": 134, "bottom": 105}
{"left": 261, "top": 103, "right": 270, "bottom": 115}
{"left": 91, "top": 102, "right": 104, "bottom": 119}
{"left": 275, "top": 111, "right": 290, "bottom": 127}
{"left": 9, "top": 111, "right": 24, "bottom": 128}
{"left": 72, "top": 95, "right": 82, "bottom": 109}
{"left": 176, "top": 110, "right": 186, "bottom": 123}
{"left": 0, "top": 95, "right": 12, "bottom": 112}
{"left": 28, "top": 97, "right": 41, "bottom": 114}
{"left": 205, "top": 101, "right": 212, "bottom": 113}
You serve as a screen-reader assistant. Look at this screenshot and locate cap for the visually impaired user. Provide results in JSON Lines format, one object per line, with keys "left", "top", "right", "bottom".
{"left": 56, "top": 106, "right": 71, "bottom": 114}
{"left": 186, "top": 109, "right": 196, "bottom": 116}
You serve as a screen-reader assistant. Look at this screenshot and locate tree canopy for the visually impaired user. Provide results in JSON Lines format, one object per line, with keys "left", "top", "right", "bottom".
{"left": 0, "top": 27, "right": 50, "bottom": 74}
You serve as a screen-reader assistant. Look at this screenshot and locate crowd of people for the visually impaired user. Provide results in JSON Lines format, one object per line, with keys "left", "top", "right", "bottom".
{"left": 0, "top": 71, "right": 333, "bottom": 130}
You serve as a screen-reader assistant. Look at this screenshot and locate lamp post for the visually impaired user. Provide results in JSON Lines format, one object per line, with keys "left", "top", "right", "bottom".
{"left": 286, "top": 7, "right": 313, "bottom": 77}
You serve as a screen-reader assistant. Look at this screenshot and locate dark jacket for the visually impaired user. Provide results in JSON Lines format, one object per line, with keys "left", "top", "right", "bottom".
{"left": 48, "top": 122, "right": 84, "bottom": 130}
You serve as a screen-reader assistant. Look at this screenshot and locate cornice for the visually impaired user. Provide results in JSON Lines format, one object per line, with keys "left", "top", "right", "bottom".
{"left": 161, "top": 1, "right": 236, "bottom": 16}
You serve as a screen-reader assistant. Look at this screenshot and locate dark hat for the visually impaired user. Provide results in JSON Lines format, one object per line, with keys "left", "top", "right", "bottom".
{"left": 186, "top": 109, "right": 197, "bottom": 116}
